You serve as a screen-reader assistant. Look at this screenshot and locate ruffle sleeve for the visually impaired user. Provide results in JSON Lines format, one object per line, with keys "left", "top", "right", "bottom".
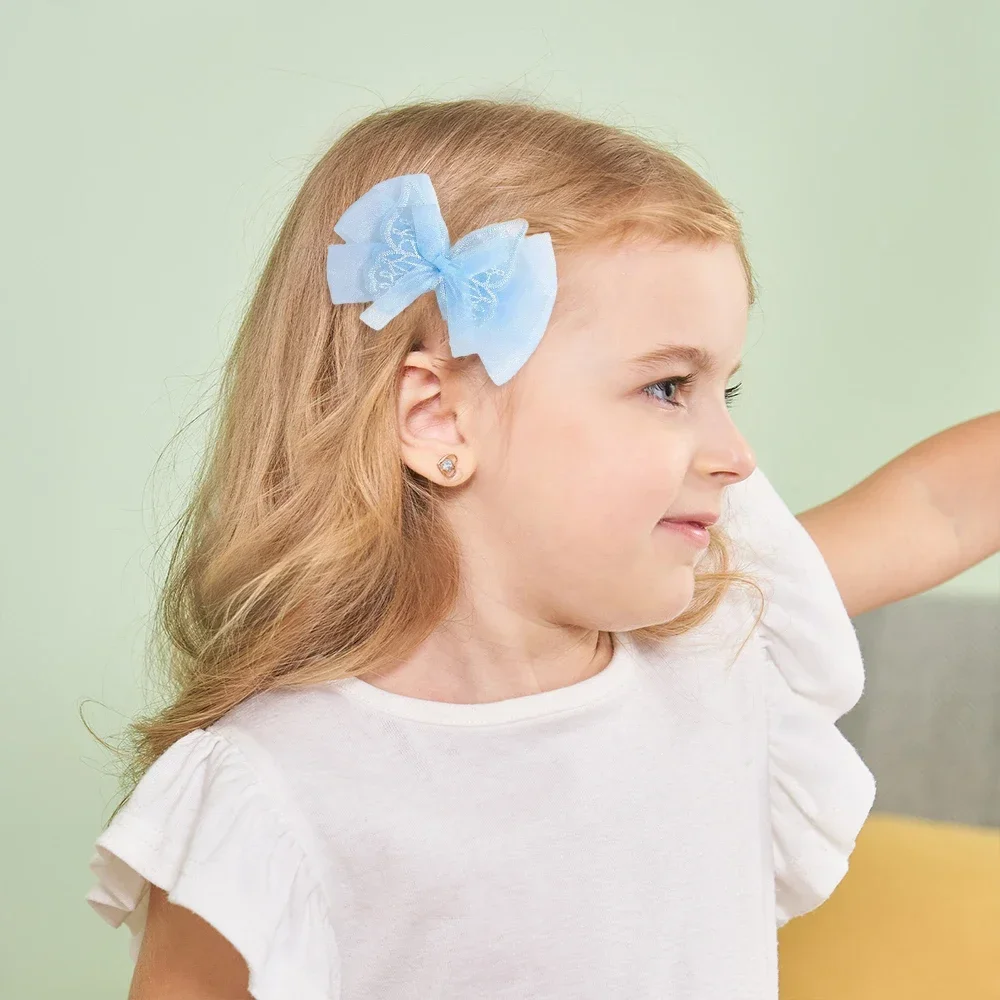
{"left": 722, "top": 467, "right": 878, "bottom": 928}
{"left": 85, "top": 727, "right": 341, "bottom": 999}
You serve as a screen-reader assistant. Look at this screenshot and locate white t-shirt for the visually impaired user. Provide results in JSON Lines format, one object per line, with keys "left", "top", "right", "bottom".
{"left": 86, "top": 467, "right": 876, "bottom": 1000}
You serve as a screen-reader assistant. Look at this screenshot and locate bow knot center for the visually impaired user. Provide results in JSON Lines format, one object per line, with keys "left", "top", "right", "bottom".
{"left": 427, "top": 250, "right": 460, "bottom": 280}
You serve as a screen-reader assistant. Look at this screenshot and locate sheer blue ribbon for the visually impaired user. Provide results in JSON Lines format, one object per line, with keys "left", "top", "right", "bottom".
{"left": 325, "top": 173, "right": 558, "bottom": 385}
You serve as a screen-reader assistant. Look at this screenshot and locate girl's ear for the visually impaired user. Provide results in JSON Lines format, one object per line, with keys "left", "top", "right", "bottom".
{"left": 396, "top": 349, "right": 478, "bottom": 486}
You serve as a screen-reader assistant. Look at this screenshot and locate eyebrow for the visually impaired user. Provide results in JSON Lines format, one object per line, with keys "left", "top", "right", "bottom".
{"left": 626, "top": 344, "right": 742, "bottom": 380}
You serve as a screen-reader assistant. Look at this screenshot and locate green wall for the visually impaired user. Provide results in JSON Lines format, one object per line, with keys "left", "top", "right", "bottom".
{"left": 3, "top": 1, "right": 996, "bottom": 996}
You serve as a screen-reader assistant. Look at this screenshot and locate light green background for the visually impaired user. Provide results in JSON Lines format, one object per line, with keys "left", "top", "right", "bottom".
{"left": 3, "top": 1, "right": 997, "bottom": 996}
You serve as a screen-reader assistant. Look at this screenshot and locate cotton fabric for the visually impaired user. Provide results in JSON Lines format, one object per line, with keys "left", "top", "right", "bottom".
{"left": 86, "top": 467, "right": 877, "bottom": 999}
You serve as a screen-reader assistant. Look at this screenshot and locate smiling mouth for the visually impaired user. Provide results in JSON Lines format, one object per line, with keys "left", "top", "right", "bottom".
{"left": 656, "top": 518, "right": 712, "bottom": 547}
{"left": 658, "top": 512, "right": 719, "bottom": 528}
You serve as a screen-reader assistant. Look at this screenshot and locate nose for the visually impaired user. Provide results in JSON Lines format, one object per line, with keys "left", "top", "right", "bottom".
{"left": 693, "top": 411, "right": 756, "bottom": 486}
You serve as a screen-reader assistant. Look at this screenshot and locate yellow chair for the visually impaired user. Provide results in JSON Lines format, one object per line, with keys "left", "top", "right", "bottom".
{"left": 777, "top": 812, "right": 1000, "bottom": 999}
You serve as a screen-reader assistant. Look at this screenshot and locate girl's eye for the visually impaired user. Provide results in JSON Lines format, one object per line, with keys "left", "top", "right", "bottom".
{"left": 643, "top": 376, "right": 743, "bottom": 409}
{"left": 643, "top": 376, "right": 690, "bottom": 406}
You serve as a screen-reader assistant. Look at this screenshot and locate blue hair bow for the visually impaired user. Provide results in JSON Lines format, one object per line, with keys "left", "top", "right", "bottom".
{"left": 325, "top": 173, "right": 558, "bottom": 386}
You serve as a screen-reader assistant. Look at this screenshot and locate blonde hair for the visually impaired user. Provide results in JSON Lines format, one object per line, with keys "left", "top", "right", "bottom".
{"left": 90, "top": 96, "right": 765, "bottom": 823}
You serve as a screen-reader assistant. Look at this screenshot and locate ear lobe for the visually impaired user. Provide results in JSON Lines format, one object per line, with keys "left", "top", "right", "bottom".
{"left": 397, "top": 351, "right": 477, "bottom": 485}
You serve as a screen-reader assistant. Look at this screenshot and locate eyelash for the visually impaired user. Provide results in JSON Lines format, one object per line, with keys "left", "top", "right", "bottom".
{"left": 643, "top": 374, "right": 743, "bottom": 409}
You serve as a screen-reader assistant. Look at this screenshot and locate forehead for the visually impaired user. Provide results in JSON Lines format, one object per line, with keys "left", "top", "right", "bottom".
{"left": 548, "top": 240, "right": 749, "bottom": 364}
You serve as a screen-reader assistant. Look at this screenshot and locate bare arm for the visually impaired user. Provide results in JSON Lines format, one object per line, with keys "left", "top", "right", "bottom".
{"left": 795, "top": 411, "right": 1000, "bottom": 618}
{"left": 128, "top": 886, "right": 252, "bottom": 1000}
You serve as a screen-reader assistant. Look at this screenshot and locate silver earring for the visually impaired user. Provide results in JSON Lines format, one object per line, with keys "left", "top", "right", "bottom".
{"left": 437, "top": 454, "right": 458, "bottom": 479}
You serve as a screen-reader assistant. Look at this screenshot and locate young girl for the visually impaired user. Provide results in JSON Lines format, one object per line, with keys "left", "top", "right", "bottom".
{"left": 85, "top": 97, "right": 999, "bottom": 999}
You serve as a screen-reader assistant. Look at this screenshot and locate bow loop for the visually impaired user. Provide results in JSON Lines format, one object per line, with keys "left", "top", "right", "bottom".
{"left": 326, "top": 172, "right": 557, "bottom": 385}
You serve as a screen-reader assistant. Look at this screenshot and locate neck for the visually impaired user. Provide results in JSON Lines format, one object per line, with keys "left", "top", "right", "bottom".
{"left": 366, "top": 612, "right": 614, "bottom": 704}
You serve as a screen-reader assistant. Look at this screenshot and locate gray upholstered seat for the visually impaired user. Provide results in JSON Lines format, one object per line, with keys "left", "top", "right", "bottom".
{"left": 840, "top": 592, "right": 1000, "bottom": 828}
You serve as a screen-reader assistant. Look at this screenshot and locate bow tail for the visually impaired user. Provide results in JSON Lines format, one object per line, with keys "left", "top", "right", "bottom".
{"left": 326, "top": 242, "right": 379, "bottom": 304}
{"left": 327, "top": 241, "right": 440, "bottom": 331}
{"left": 360, "top": 268, "right": 441, "bottom": 331}
{"left": 446, "top": 233, "right": 558, "bottom": 385}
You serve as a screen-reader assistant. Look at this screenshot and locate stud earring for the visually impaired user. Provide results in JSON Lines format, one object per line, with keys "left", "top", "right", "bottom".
{"left": 437, "top": 454, "right": 458, "bottom": 479}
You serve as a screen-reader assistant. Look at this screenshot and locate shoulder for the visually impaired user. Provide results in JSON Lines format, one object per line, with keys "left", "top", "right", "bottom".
{"left": 722, "top": 467, "right": 867, "bottom": 709}
{"left": 722, "top": 467, "right": 878, "bottom": 926}
{"left": 212, "top": 678, "right": 347, "bottom": 742}
{"left": 207, "top": 678, "right": 360, "bottom": 777}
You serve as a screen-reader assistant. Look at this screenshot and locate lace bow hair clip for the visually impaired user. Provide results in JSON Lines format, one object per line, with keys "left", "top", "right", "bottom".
{"left": 325, "top": 172, "right": 559, "bottom": 386}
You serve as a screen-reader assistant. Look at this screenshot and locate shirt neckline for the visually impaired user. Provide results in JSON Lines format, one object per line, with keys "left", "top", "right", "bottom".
{"left": 330, "top": 630, "right": 641, "bottom": 726}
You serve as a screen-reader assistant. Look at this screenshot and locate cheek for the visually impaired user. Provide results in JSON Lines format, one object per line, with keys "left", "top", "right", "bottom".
{"left": 499, "top": 404, "right": 688, "bottom": 532}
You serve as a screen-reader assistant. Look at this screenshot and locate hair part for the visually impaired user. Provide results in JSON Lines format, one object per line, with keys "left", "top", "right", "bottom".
{"left": 88, "top": 96, "right": 765, "bottom": 824}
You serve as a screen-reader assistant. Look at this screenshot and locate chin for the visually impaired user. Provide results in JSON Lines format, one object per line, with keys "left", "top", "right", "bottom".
{"left": 655, "top": 593, "right": 697, "bottom": 627}
{"left": 651, "top": 573, "right": 698, "bottom": 625}
{"left": 605, "top": 580, "right": 697, "bottom": 632}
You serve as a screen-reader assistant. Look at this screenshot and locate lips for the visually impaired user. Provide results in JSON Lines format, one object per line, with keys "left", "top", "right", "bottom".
{"left": 656, "top": 517, "right": 713, "bottom": 548}
{"left": 660, "top": 512, "right": 719, "bottom": 528}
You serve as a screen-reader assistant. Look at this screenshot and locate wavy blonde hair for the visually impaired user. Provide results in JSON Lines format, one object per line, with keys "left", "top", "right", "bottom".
{"left": 92, "top": 96, "right": 765, "bottom": 823}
